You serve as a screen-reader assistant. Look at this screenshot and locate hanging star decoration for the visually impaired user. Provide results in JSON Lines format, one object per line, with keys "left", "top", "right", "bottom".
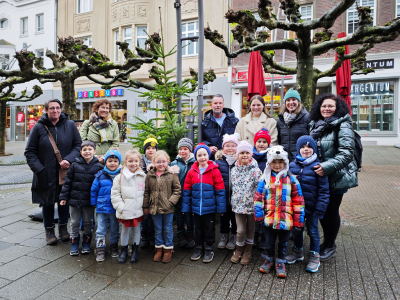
{"left": 142, "top": 103, "right": 146, "bottom": 113}
{"left": 126, "top": 127, "right": 131, "bottom": 134}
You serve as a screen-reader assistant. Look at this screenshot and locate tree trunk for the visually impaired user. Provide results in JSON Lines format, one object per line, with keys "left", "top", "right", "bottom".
{"left": 295, "top": 52, "right": 316, "bottom": 112}
{"left": 61, "top": 78, "right": 77, "bottom": 120}
{"left": 0, "top": 101, "right": 7, "bottom": 155}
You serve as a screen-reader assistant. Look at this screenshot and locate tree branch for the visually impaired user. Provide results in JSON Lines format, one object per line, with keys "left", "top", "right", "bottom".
{"left": 260, "top": 50, "right": 297, "bottom": 74}
{"left": 0, "top": 85, "right": 43, "bottom": 102}
{"left": 312, "top": 0, "right": 355, "bottom": 30}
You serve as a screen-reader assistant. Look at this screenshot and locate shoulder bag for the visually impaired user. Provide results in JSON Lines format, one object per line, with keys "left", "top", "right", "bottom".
{"left": 44, "top": 126, "right": 68, "bottom": 185}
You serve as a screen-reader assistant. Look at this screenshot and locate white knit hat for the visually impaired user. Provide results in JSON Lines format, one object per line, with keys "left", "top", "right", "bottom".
{"left": 236, "top": 141, "right": 253, "bottom": 159}
{"left": 263, "top": 145, "right": 291, "bottom": 188}
{"left": 222, "top": 133, "right": 240, "bottom": 148}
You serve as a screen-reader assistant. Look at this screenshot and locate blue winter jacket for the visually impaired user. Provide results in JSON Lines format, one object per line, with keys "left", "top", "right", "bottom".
{"left": 289, "top": 156, "right": 330, "bottom": 219}
{"left": 201, "top": 108, "right": 239, "bottom": 150}
{"left": 215, "top": 155, "right": 235, "bottom": 207}
{"left": 252, "top": 147, "right": 268, "bottom": 172}
{"left": 171, "top": 153, "right": 196, "bottom": 209}
{"left": 90, "top": 168, "right": 121, "bottom": 214}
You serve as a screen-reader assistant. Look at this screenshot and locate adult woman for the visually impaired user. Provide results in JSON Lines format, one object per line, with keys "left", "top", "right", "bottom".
{"left": 277, "top": 88, "right": 310, "bottom": 162}
{"left": 80, "top": 99, "right": 119, "bottom": 162}
{"left": 235, "top": 95, "right": 278, "bottom": 146}
{"left": 25, "top": 99, "right": 82, "bottom": 245}
{"left": 309, "top": 93, "right": 358, "bottom": 261}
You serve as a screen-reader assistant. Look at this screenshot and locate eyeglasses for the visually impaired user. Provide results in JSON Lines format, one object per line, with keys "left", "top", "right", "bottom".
{"left": 155, "top": 161, "right": 167, "bottom": 165}
{"left": 48, "top": 107, "right": 61, "bottom": 111}
{"left": 321, "top": 105, "right": 336, "bottom": 109}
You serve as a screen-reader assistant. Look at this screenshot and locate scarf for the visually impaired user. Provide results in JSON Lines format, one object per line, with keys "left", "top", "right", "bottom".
{"left": 223, "top": 154, "right": 236, "bottom": 166}
{"left": 142, "top": 155, "right": 152, "bottom": 168}
{"left": 89, "top": 112, "right": 113, "bottom": 142}
{"left": 310, "top": 115, "right": 339, "bottom": 140}
{"left": 104, "top": 166, "right": 121, "bottom": 176}
{"left": 296, "top": 153, "right": 318, "bottom": 166}
{"left": 283, "top": 112, "right": 297, "bottom": 126}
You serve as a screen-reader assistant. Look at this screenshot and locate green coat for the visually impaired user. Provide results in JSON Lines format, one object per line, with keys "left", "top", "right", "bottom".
{"left": 80, "top": 119, "right": 120, "bottom": 155}
{"left": 309, "top": 114, "right": 358, "bottom": 192}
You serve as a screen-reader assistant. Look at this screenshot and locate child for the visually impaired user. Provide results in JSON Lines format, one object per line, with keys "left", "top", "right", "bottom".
{"left": 111, "top": 149, "right": 146, "bottom": 264}
{"left": 230, "top": 141, "right": 262, "bottom": 265}
{"left": 140, "top": 135, "right": 158, "bottom": 248}
{"left": 252, "top": 128, "right": 271, "bottom": 250}
{"left": 91, "top": 149, "right": 122, "bottom": 262}
{"left": 287, "top": 136, "right": 330, "bottom": 273}
{"left": 254, "top": 146, "right": 305, "bottom": 278}
{"left": 143, "top": 150, "right": 181, "bottom": 263}
{"left": 182, "top": 143, "right": 226, "bottom": 263}
{"left": 60, "top": 140, "right": 104, "bottom": 256}
{"left": 215, "top": 133, "right": 239, "bottom": 250}
{"left": 171, "top": 138, "right": 196, "bottom": 248}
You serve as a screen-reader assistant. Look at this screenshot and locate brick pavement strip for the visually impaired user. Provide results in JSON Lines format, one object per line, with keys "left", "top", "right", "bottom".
{"left": 0, "top": 164, "right": 399, "bottom": 299}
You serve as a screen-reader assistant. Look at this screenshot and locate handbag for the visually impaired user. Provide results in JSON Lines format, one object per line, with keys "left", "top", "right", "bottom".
{"left": 44, "top": 126, "right": 68, "bottom": 185}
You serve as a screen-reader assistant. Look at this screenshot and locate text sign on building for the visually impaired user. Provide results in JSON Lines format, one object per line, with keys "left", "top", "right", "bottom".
{"left": 75, "top": 89, "right": 124, "bottom": 99}
{"left": 351, "top": 81, "right": 392, "bottom": 95}
{"left": 364, "top": 59, "right": 394, "bottom": 69}
{"left": 237, "top": 71, "right": 293, "bottom": 82}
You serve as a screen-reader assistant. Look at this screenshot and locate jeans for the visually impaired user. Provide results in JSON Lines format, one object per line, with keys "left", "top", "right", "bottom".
{"left": 153, "top": 213, "right": 174, "bottom": 248}
{"left": 141, "top": 215, "right": 154, "bottom": 236}
{"left": 320, "top": 193, "right": 344, "bottom": 247}
{"left": 264, "top": 226, "right": 291, "bottom": 260}
{"left": 96, "top": 213, "right": 120, "bottom": 247}
{"left": 70, "top": 206, "right": 94, "bottom": 237}
{"left": 176, "top": 206, "right": 194, "bottom": 232}
{"left": 293, "top": 213, "right": 320, "bottom": 253}
{"left": 42, "top": 202, "right": 69, "bottom": 228}
{"left": 219, "top": 206, "right": 237, "bottom": 234}
{"left": 194, "top": 213, "right": 215, "bottom": 247}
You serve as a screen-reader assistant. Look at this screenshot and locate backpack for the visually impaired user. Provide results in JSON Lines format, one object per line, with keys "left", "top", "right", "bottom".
{"left": 333, "top": 126, "right": 363, "bottom": 170}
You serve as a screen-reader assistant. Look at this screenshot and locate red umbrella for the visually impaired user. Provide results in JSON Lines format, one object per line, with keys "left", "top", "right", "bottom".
{"left": 335, "top": 32, "right": 352, "bottom": 116}
{"left": 247, "top": 51, "right": 267, "bottom": 100}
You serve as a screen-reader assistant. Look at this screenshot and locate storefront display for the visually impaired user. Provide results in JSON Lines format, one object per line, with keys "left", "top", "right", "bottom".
{"left": 350, "top": 81, "right": 395, "bottom": 132}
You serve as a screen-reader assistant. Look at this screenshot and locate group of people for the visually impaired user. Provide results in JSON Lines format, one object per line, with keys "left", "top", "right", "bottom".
{"left": 24, "top": 89, "right": 358, "bottom": 278}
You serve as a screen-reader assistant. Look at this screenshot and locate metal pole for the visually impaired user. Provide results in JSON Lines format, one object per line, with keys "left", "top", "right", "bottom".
{"left": 281, "top": 29, "right": 286, "bottom": 110}
{"left": 197, "top": 0, "right": 204, "bottom": 143}
{"left": 270, "top": 74, "right": 274, "bottom": 116}
{"left": 174, "top": 0, "right": 182, "bottom": 123}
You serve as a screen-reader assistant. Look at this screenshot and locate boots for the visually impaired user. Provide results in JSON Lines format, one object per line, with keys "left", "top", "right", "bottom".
{"left": 45, "top": 227, "right": 57, "bottom": 245}
{"left": 140, "top": 231, "right": 150, "bottom": 248}
{"left": 96, "top": 247, "right": 105, "bottom": 262}
{"left": 58, "top": 224, "right": 70, "bottom": 242}
{"left": 259, "top": 256, "right": 274, "bottom": 274}
{"left": 162, "top": 248, "right": 173, "bottom": 263}
{"left": 154, "top": 246, "right": 163, "bottom": 262}
{"left": 110, "top": 243, "right": 119, "bottom": 258}
{"left": 177, "top": 231, "right": 188, "bottom": 248}
{"left": 240, "top": 243, "right": 253, "bottom": 265}
{"left": 130, "top": 243, "right": 139, "bottom": 263}
{"left": 70, "top": 235, "right": 80, "bottom": 256}
{"left": 81, "top": 233, "right": 92, "bottom": 254}
{"left": 306, "top": 251, "right": 320, "bottom": 273}
{"left": 118, "top": 245, "right": 129, "bottom": 264}
{"left": 231, "top": 244, "right": 244, "bottom": 264}
{"left": 186, "top": 231, "right": 195, "bottom": 248}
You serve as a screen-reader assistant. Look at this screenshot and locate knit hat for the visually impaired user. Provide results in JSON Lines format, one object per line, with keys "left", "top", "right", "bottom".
{"left": 104, "top": 149, "right": 122, "bottom": 164}
{"left": 194, "top": 143, "right": 211, "bottom": 159}
{"left": 254, "top": 128, "right": 271, "bottom": 146}
{"left": 143, "top": 134, "right": 159, "bottom": 152}
{"left": 296, "top": 135, "right": 317, "bottom": 155}
{"left": 178, "top": 137, "right": 193, "bottom": 152}
{"left": 263, "top": 145, "right": 290, "bottom": 188}
{"left": 222, "top": 133, "right": 240, "bottom": 148}
{"left": 283, "top": 88, "right": 301, "bottom": 102}
{"left": 236, "top": 141, "right": 253, "bottom": 159}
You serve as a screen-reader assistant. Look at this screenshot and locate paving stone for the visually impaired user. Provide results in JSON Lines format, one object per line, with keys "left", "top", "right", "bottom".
{"left": 35, "top": 292, "right": 73, "bottom": 300}
{"left": 0, "top": 256, "right": 49, "bottom": 280}
{"left": 27, "top": 243, "right": 70, "bottom": 261}
{"left": 0, "top": 245, "right": 37, "bottom": 263}
{"left": 0, "top": 241, "right": 13, "bottom": 252}
{"left": 145, "top": 287, "right": 200, "bottom": 300}
{"left": 84, "top": 255, "right": 132, "bottom": 278}
{"left": 0, "top": 214, "right": 28, "bottom": 227}
{"left": 0, "top": 228, "right": 43, "bottom": 244}
{"left": 0, "top": 278, "right": 11, "bottom": 289}
{"left": 91, "top": 290, "right": 141, "bottom": 300}
{"left": 19, "top": 237, "right": 48, "bottom": 248}
{"left": 130, "top": 250, "right": 183, "bottom": 274}
{"left": 0, "top": 271, "right": 64, "bottom": 300}
{"left": 37, "top": 255, "right": 96, "bottom": 279}
{"left": 180, "top": 248, "right": 229, "bottom": 270}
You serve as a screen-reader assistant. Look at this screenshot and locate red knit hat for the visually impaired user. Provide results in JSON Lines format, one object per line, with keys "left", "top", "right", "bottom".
{"left": 254, "top": 128, "right": 271, "bottom": 146}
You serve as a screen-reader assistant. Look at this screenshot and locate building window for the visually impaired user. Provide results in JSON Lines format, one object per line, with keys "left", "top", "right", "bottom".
{"left": 182, "top": 20, "right": 199, "bottom": 57}
{"left": 347, "top": 0, "right": 375, "bottom": 34}
{"left": 122, "top": 26, "right": 132, "bottom": 61}
{"left": 36, "top": 14, "right": 44, "bottom": 32}
{"left": 136, "top": 26, "right": 147, "bottom": 49}
{"left": 0, "top": 18, "right": 9, "bottom": 29}
{"left": 288, "top": 5, "right": 313, "bottom": 39}
{"left": 36, "top": 49, "right": 44, "bottom": 67}
{"left": 77, "top": 0, "right": 93, "bottom": 14}
{"left": 397, "top": 0, "right": 400, "bottom": 18}
{"left": 253, "top": 13, "right": 273, "bottom": 42}
{"left": 20, "top": 17, "right": 28, "bottom": 35}
{"left": 0, "top": 54, "right": 10, "bottom": 69}
{"left": 80, "top": 36, "right": 92, "bottom": 47}
{"left": 114, "top": 29, "right": 120, "bottom": 62}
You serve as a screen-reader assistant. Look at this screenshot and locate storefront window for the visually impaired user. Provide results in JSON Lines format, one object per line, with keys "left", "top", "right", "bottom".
{"left": 350, "top": 81, "right": 394, "bottom": 132}
{"left": 15, "top": 106, "right": 26, "bottom": 141}
{"left": 26, "top": 105, "right": 46, "bottom": 138}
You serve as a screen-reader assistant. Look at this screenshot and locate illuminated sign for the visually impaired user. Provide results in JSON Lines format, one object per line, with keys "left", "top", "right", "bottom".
{"left": 75, "top": 89, "right": 124, "bottom": 99}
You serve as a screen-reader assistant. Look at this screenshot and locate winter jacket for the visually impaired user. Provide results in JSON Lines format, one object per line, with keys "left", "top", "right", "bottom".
{"left": 201, "top": 108, "right": 239, "bottom": 150}
{"left": 289, "top": 156, "right": 330, "bottom": 219}
{"left": 182, "top": 161, "right": 226, "bottom": 215}
{"left": 309, "top": 114, "right": 358, "bottom": 191}
{"left": 170, "top": 153, "right": 196, "bottom": 209}
{"left": 80, "top": 119, "right": 119, "bottom": 156}
{"left": 143, "top": 166, "right": 181, "bottom": 215}
{"left": 252, "top": 148, "right": 268, "bottom": 172}
{"left": 90, "top": 168, "right": 121, "bottom": 214}
{"left": 215, "top": 154, "right": 236, "bottom": 208}
{"left": 111, "top": 167, "right": 146, "bottom": 220}
{"left": 231, "top": 159, "right": 262, "bottom": 214}
{"left": 60, "top": 156, "right": 104, "bottom": 208}
{"left": 235, "top": 112, "right": 278, "bottom": 146}
{"left": 25, "top": 113, "right": 82, "bottom": 205}
{"left": 277, "top": 107, "right": 310, "bottom": 162}
{"left": 254, "top": 173, "right": 305, "bottom": 230}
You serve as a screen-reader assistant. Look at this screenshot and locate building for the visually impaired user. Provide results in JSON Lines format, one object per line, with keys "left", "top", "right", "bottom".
{"left": 0, "top": 0, "right": 57, "bottom": 142}
{"left": 230, "top": 0, "right": 400, "bottom": 145}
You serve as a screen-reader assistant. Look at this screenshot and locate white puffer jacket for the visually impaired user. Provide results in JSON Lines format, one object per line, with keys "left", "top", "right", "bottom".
{"left": 111, "top": 167, "right": 146, "bottom": 220}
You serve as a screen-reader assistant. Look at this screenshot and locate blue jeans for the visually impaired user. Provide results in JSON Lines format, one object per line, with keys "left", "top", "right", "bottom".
{"left": 293, "top": 212, "right": 320, "bottom": 253}
{"left": 96, "top": 213, "right": 120, "bottom": 247}
{"left": 152, "top": 213, "right": 174, "bottom": 248}
{"left": 175, "top": 206, "right": 194, "bottom": 232}
{"left": 264, "top": 226, "right": 291, "bottom": 260}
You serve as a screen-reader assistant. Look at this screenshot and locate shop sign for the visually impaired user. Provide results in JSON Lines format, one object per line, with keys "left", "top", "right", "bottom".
{"left": 237, "top": 71, "right": 293, "bottom": 82}
{"left": 364, "top": 59, "right": 394, "bottom": 69}
{"left": 29, "top": 118, "right": 36, "bottom": 130}
{"left": 232, "top": 67, "right": 237, "bottom": 84}
{"left": 75, "top": 89, "right": 124, "bottom": 99}
{"left": 351, "top": 81, "right": 391, "bottom": 95}
{"left": 17, "top": 112, "right": 24, "bottom": 122}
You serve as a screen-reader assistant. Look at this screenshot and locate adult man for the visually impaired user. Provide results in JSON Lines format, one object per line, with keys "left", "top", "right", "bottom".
{"left": 201, "top": 94, "right": 239, "bottom": 155}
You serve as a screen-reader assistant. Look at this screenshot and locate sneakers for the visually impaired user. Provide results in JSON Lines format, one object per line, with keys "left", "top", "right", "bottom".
{"left": 45, "top": 227, "right": 57, "bottom": 245}
{"left": 110, "top": 243, "right": 119, "bottom": 258}
{"left": 226, "top": 234, "right": 236, "bottom": 250}
{"left": 118, "top": 245, "right": 129, "bottom": 264}
{"left": 286, "top": 246, "right": 304, "bottom": 264}
{"left": 70, "top": 235, "right": 80, "bottom": 256}
{"left": 203, "top": 245, "right": 214, "bottom": 263}
{"left": 191, "top": 245, "right": 204, "bottom": 261}
{"left": 306, "top": 251, "right": 320, "bottom": 273}
{"left": 259, "top": 256, "right": 274, "bottom": 274}
{"left": 58, "top": 224, "right": 70, "bottom": 242}
{"left": 96, "top": 247, "right": 105, "bottom": 262}
{"left": 177, "top": 231, "right": 188, "bottom": 248}
{"left": 218, "top": 234, "right": 228, "bottom": 249}
{"left": 320, "top": 242, "right": 337, "bottom": 262}
{"left": 275, "top": 258, "right": 287, "bottom": 278}
{"left": 81, "top": 233, "right": 92, "bottom": 254}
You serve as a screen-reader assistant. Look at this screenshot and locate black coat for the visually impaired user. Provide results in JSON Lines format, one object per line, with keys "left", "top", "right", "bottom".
{"left": 59, "top": 156, "right": 104, "bottom": 208}
{"left": 25, "top": 113, "right": 82, "bottom": 205}
{"left": 215, "top": 156, "right": 235, "bottom": 207}
{"left": 277, "top": 107, "right": 310, "bottom": 162}
{"left": 201, "top": 108, "right": 239, "bottom": 150}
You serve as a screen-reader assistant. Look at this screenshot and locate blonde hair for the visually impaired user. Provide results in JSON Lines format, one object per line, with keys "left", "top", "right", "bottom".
{"left": 280, "top": 101, "right": 303, "bottom": 115}
{"left": 120, "top": 149, "right": 142, "bottom": 185}
{"left": 152, "top": 150, "right": 170, "bottom": 164}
